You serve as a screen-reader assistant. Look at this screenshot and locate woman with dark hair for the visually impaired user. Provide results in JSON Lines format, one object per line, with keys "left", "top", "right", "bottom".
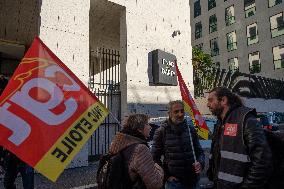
{"left": 108, "top": 114, "right": 164, "bottom": 189}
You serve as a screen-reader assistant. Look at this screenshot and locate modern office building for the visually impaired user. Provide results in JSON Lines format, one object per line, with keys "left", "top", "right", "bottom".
{"left": 190, "top": 0, "right": 284, "bottom": 79}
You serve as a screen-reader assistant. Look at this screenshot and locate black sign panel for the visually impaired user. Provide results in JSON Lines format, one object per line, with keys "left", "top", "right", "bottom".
{"left": 151, "top": 49, "right": 178, "bottom": 86}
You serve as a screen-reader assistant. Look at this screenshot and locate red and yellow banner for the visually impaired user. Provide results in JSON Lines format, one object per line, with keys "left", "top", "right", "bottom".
{"left": 0, "top": 37, "right": 108, "bottom": 181}
{"left": 175, "top": 63, "right": 209, "bottom": 139}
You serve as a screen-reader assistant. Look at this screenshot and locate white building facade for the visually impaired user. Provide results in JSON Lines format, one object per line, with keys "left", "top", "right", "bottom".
{"left": 0, "top": 0, "right": 194, "bottom": 166}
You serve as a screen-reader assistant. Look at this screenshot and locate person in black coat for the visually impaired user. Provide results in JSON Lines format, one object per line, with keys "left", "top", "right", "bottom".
{"left": 151, "top": 100, "right": 205, "bottom": 189}
{"left": 264, "top": 130, "right": 284, "bottom": 189}
{"left": 207, "top": 87, "right": 272, "bottom": 189}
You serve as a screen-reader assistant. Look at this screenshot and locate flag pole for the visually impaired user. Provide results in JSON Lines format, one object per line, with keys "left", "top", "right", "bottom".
{"left": 93, "top": 91, "right": 122, "bottom": 128}
{"left": 187, "top": 120, "right": 197, "bottom": 163}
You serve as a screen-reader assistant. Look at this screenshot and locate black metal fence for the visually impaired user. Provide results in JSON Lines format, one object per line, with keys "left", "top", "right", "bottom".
{"left": 194, "top": 68, "right": 284, "bottom": 100}
{"left": 88, "top": 48, "right": 121, "bottom": 159}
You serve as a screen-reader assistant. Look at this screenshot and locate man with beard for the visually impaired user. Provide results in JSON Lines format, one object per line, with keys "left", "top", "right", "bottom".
{"left": 206, "top": 87, "right": 272, "bottom": 189}
{"left": 151, "top": 100, "right": 205, "bottom": 189}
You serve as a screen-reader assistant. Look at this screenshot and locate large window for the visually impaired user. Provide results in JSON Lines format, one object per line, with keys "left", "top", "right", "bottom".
{"left": 273, "top": 45, "right": 284, "bottom": 69}
{"left": 249, "top": 52, "right": 261, "bottom": 73}
{"left": 209, "top": 15, "right": 217, "bottom": 33}
{"left": 208, "top": 0, "right": 216, "bottom": 10}
{"left": 195, "top": 22, "right": 202, "bottom": 39}
{"left": 194, "top": 0, "right": 201, "bottom": 18}
{"left": 247, "top": 23, "right": 259, "bottom": 45}
{"left": 227, "top": 31, "right": 237, "bottom": 51}
{"left": 269, "top": 0, "right": 282, "bottom": 8}
{"left": 210, "top": 38, "right": 219, "bottom": 57}
{"left": 228, "top": 57, "right": 239, "bottom": 71}
{"left": 244, "top": 0, "right": 256, "bottom": 18}
{"left": 225, "top": 5, "right": 235, "bottom": 26}
{"left": 270, "top": 13, "right": 284, "bottom": 38}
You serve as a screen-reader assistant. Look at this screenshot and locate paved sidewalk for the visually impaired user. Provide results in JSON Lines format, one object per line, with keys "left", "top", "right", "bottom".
{"left": 0, "top": 162, "right": 98, "bottom": 189}
{"left": 0, "top": 162, "right": 213, "bottom": 189}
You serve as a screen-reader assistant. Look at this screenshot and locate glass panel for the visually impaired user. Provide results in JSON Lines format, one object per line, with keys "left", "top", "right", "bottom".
{"left": 194, "top": 1, "right": 201, "bottom": 18}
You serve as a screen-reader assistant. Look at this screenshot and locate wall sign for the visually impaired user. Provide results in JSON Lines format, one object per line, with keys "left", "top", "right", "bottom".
{"left": 151, "top": 49, "right": 177, "bottom": 85}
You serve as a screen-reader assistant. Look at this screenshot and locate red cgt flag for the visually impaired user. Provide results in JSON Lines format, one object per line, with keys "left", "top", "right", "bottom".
{"left": 175, "top": 63, "right": 209, "bottom": 139}
{"left": 0, "top": 37, "right": 108, "bottom": 181}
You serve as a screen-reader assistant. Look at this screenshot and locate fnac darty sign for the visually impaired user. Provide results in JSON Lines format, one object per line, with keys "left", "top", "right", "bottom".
{"left": 152, "top": 49, "right": 177, "bottom": 86}
{"left": 161, "top": 58, "right": 175, "bottom": 77}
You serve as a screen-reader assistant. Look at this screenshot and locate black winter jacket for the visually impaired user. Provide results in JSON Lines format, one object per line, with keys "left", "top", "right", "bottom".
{"left": 151, "top": 119, "right": 205, "bottom": 186}
{"left": 207, "top": 106, "right": 273, "bottom": 189}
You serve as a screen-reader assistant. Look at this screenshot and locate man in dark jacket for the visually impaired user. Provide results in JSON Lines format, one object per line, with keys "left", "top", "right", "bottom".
{"left": 207, "top": 87, "right": 273, "bottom": 189}
{"left": 151, "top": 100, "right": 205, "bottom": 189}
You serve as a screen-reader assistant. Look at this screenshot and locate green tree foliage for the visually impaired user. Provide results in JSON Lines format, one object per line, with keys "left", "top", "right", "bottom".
{"left": 192, "top": 47, "right": 213, "bottom": 73}
{"left": 192, "top": 47, "right": 214, "bottom": 96}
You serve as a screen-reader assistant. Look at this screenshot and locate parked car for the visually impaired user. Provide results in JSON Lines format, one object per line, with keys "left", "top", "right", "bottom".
{"left": 148, "top": 116, "right": 217, "bottom": 148}
{"left": 257, "top": 112, "right": 284, "bottom": 132}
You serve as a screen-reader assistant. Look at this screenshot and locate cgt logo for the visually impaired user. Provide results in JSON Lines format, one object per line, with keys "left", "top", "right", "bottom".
{"left": 224, "top": 123, "right": 238, "bottom": 137}
{"left": 0, "top": 64, "right": 80, "bottom": 146}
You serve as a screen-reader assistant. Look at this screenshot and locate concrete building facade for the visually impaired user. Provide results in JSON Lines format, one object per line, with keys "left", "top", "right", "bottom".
{"left": 0, "top": 0, "right": 193, "bottom": 166}
{"left": 190, "top": 0, "right": 284, "bottom": 80}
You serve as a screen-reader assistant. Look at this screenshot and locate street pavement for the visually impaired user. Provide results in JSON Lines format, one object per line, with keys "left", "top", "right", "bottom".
{"left": 0, "top": 162, "right": 213, "bottom": 189}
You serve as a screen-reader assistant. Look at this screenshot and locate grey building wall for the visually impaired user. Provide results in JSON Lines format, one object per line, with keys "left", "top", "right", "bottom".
{"left": 190, "top": 0, "right": 284, "bottom": 80}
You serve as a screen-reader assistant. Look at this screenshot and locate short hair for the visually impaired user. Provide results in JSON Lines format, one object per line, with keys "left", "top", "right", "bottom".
{"left": 210, "top": 87, "right": 243, "bottom": 107}
{"left": 122, "top": 114, "right": 149, "bottom": 132}
{"left": 167, "top": 100, "right": 184, "bottom": 112}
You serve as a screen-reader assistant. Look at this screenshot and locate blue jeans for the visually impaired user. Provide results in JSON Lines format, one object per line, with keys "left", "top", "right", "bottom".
{"left": 165, "top": 180, "right": 200, "bottom": 189}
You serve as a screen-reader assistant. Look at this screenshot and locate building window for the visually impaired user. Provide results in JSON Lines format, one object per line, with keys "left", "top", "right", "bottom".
{"left": 247, "top": 23, "right": 259, "bottom": 45}
{"left": 209, "top": 15, "right": 217, "bottom": 33}
{"left": 210, "top": 38, "right": 219, "bottom": 57}
{"left": 273, "top": 45, "right": 284, "bottom": 69}
{"left": 208, "top": 0, "right": 216, "bottom": 10}
{"left": 228, "top": 57, "right": 239, "bottom": 71}
{"left": 195, "top": 22, "right": 202, "bottom": 39}
{"left": 270, "top": 13, "right": 284, "bottom": 38}
{"left": 249, "top": 52, "right": 261, "bottom": 73}
{"left": 269, "top": 0, "right": 282, "bottom": 8}
{"left": 195, "top": 43, "right": 203, "bottom": 50}
{"left": 225, "top": 5, "right": 235, "bottom": 26}
{"left": 227, "top": 31, "right": 237, "bottom": 51}
{"left": 244, "top": 0, "right": 256, "bottom": 18}
{"left": 194, "top": 0, "right": 201, "bottom": 18}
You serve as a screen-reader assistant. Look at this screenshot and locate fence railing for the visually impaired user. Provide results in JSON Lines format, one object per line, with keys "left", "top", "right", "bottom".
{"left": 194, "top": 68, "right": 284, "bottom": 100}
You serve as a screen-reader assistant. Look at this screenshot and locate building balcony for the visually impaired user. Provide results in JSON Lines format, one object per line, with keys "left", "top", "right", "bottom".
{"left": 226, "top": 16, "right": 235, "bottom": 26}
{"left": 274, "top": 59, "right": 284, "bottom": 69}
{"left": 271, "top": 26, "right": 284, "bottom": 38}
{"left": 245, "top": 6, "right": 256, "bottom": 18}
{"left": 250, "top": 63, "right": 261, "bottom": 73}
{"left": 247, "top": 35, "right": 259, "bottom": 45}
{"left": 227, "top": 42, "right": 237, "bottom": 51}
{"left": 209, "top": 24, "right": 217, "bottom": 33}
{"left": 211, "top": 48, "right": 219, "bottom": 57}
{"left": 195, "top": 31, "right": 202, "bottom": 39}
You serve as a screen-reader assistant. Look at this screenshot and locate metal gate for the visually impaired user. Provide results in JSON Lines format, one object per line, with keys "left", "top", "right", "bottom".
{"left": 88, "top": 47, "right": 121, "bottom": 160}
